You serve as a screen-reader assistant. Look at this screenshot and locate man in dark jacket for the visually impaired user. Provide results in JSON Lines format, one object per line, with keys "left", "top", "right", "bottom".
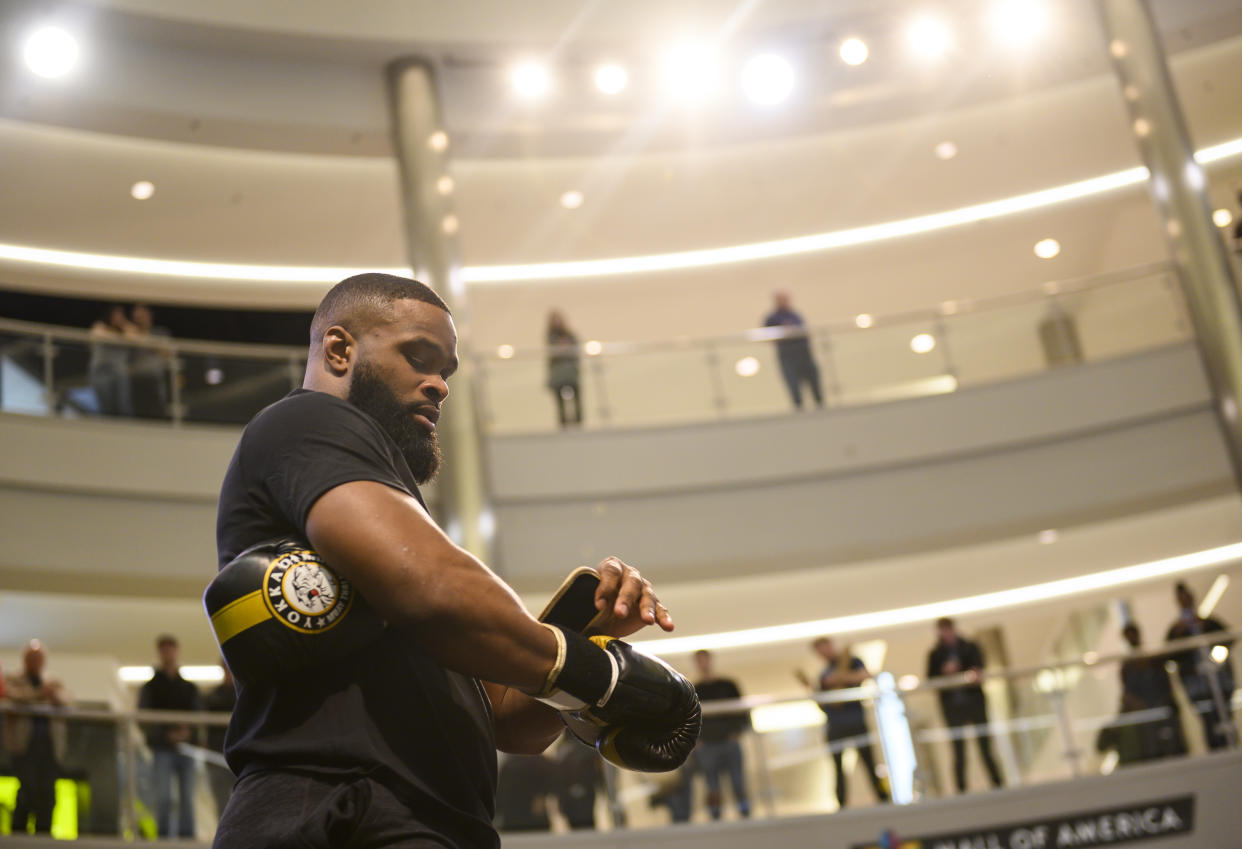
{"left": 926, "top": 618, "right": 1003, "bottom": 793}
{"left": 1165, "top": 582, "right": 1236, "bottom": 750}
{"left": 138, "top": 635, "right": 203, "bottom": 838}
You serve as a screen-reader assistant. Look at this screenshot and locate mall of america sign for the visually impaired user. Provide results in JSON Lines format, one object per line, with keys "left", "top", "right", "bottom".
{"left": 851, "top": 795, "right": 1193, "bottom": 849}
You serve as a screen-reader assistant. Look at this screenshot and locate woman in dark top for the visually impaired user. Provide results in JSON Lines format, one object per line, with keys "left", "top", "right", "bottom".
{"left": 546, "top": 311, "right": 582, "bottom": 428}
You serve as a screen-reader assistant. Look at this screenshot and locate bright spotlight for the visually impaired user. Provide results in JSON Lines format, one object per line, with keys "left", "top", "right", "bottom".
{"left": 560, "top": 190, "right": 584, "bottom": 209}
{"left": 1211, "top": 644, "right": 1229, "bottom": 664}
{"left": 130, "top": 181, "right": 155, "bottom": 200}
{"left": 662, "top": 43, "right": 718, "bottom": 100}
{"left": 436, "top": 176, "right": 454, "bottom": 196}
{"left": 23, "top": 26, "right": 80, "bottom": 79}
{"left": 741, "top": 53, "right": 795, "bottom": 106}
{"left": 735, "top": 356, "right": 761, "bottom": 377}
{"left": 1034, "top": 237, "right": 1061, "bottom": 259}
{"left": 496, "top": 344, "right": 515, "bottom": 359}
{"left": 427, "top": 131, "right": 448, "bottom": 152}
{"left": 595, "top": 64, "right": 628, "bottom": 95}
{"left": 991, "top": 0, "right": 1047, "bottom": 47}
{"left": 910, "top": 333, "right": 936, "bottom": 354}
{"left": 509, "top": 61, "right": 551, "bottom": 99}
{"left": 441, "top": 214, "right": 459, "bottom": 235}
{"left": 1038, "top": 528, "right": 1059, "bottom": 544}
{"left": 839, "top": 37, "right": 869, "bottom": 66}
{"left": 907, "top": 16, "right": 953, "bottom": 60}
{"left": 583, "top": 340, "right": 603, "bottom": 356}
{"left": 934, "top": 141, "right": 958, "bottom": 160}
{"left": 1213, "top": 208, "right": 1233, "bottom": 228}
{"left": 855, "top": 313, "right": 874, "bottom": 329}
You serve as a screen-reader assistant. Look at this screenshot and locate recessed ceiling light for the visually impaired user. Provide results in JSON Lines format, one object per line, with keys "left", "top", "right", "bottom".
{"left": 910, "top": 333, "right": 936, "bottom": 353}
{"left": 741, "top": 53, "right": 795, "bottom": 106}
{"left": 497, "top": 344, "right": 515, "bottom": 359}
{"left": 735, "top": 356, "right": 760, "bottom": 377}
{"left": 855, "top": 313, "right": 874, "bottom": 329}
{"left": 1133, "top": 118, "right": 1151, "bottom": 138}
{"left": 130, "top": 181, "right": 155, "bottom": 200}
{"left": 436, "top": 176, "right": 454, "bottom": 196}
{"left": 1211, "top": 644, "right": 1230, "bottom": 663}
{"left": 560, "top": 190, "right": 584, "bottom": 209}
{"left": 991, "top": 0, "right": 1047, "bottom": 47}
{"left": 840, "top": 37, "right": 869, "bottom": 66}
{"left": 583, "top": 340, "right": 603, "bottom": 356}
{"left": 1213, "top": 208, "right": 1234, "bottom": 228}
{"left": 441, "top": 214, "right": 459, "bottom": 235}
{"left": 594, "top": 64, "right": 628, "bottom": 95}
{"left": 907, "top": 16, "right": 953, "bottom": 60}
{"left": 1038, "top": 528, "right": 1059, "bottom": 544}
{"left": 509, "top": 61, "right": 551, "bottom": 99}
{"left": 205, "top": 368, "right": 224, "bottom": 385}
{"left": 1034, "top": 237, "right": 1061, "bottom": 259}
{"left": 662, "top": 43, "right": 719, "bottom": 100}
{"left": 23, "top": 26, "right": 79, "bottom": 79}
{"left": 934, "top": 141, "right": 958, "bottom": 160}
{"left": 897, "top": 674, "right": 920, "bottom": 691}
{"left": 427, "top": 131, "right": 448, "bottom": 152}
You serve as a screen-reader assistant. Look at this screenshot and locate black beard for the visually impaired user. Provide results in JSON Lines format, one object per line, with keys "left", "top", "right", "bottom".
{"left": 347, "top": 361, "right": 441, "bottom": 484}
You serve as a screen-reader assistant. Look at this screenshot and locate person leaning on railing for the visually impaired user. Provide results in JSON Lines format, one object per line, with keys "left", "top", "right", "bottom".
{"left": 3, "top": 640, "right": 71, "bottom": 836}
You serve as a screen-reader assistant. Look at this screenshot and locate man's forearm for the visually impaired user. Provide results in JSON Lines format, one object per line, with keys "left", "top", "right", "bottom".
{"left": 484, "top": 683, "right": 564, "bottom": 755}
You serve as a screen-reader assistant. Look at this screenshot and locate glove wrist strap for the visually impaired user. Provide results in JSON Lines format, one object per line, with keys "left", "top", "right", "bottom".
{"left": 534, "top": 623, "right": 616, "bottom": 709}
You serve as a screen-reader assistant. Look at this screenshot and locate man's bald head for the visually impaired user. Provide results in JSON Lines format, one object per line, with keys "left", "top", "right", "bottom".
{"left": 310, "top": 273, "right": 449, "bottom": 346}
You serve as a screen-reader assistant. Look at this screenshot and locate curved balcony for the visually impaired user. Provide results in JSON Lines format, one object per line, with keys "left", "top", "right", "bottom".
{"left": 0, "top": 262, "right": 1193, "bottom": 433}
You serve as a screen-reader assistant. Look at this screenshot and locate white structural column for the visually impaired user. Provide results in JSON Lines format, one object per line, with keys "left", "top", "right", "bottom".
{"left": 386, "top": 60, "right": 494, "bottom": 563}
{"left": 1098, "top": 0, "right": 1242, "bottom": 488}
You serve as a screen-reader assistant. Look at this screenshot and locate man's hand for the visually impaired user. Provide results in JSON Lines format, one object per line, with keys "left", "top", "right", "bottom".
{"left": 591, "top": 557, "right": 674, "bottom": 638}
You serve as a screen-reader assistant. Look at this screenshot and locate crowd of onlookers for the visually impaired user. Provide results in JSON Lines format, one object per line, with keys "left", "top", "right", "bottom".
{"left": 0, "top": 580, "right": 1234, "bottom": 835}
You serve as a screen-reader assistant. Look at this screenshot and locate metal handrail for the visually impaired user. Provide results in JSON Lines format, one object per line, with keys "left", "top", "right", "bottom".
{"left": 0, "top": 315, "right": 305, "bottom": 360}
{"left": 0, "top": 261, "right": 1174, "bottom": 364}
{"left": 0, "top": 627, "right": 1230, "bottom": 724}
{"left": 479, "top": 261, "right": 1177, "bottom": 361}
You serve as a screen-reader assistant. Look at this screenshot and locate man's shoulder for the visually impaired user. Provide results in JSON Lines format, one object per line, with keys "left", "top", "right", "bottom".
{"left": 244, "top": 391, "right": 377, "bottom": 441}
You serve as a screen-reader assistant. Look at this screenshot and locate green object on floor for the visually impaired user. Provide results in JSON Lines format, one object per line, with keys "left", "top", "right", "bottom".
{"left": 0, "top": 775, "right": 80, "bottom": 838}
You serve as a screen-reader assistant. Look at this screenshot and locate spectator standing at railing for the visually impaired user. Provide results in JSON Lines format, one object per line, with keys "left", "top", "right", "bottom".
{"left": 89, "top": 304, "right": 137, "bottom": 417}
{"left": 546, "top": 310, "right": 583, "bottom": 428}
{"left": 926, "top": 618, "right": 1004, "bottom": 793}
{"left": 3, "top": 640, "right": 71, "bottom": 835}
{"left": 1165, "top": 582, "right": 1236, "bottom": 750}
{"left": 128, "top": 303, "right": 173, "bottom": 420}
{"left": 691, "top": 649, "right": 751, "bottom": 820}
{"left": 796, "top": 637, "right": 889, "bottom": 808}
{"left": 138, "top": 634, "right": 203, "bottom": 838}
{"left": 763, "top": 291, "right": 823, "bottom": 410}
{"left": 204, "top": 663, "right": 237, "bottom": 818}
{"left": 1117, "top": 623, "right": 1186, "bottom": 760}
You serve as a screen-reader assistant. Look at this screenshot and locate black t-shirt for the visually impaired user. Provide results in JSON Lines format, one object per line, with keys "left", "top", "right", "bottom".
{"left": 138, "top": 669, "right": 204, "bottom": 749}
{"left": 694, "top": 678, "right": 750, "bottom": 742}
{"left": 215, "top": 389, "right": 498, "bottom": 848}
{"left": 818, "top": 657, "right": 868, "bottom": 735}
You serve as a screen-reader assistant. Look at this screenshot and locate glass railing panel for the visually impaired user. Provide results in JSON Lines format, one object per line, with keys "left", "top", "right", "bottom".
{"left": 827, "top": 320, "right": 954, "bottom": 406}
{"left": 475, "top": 354, "right": 554, "bottom": 434}
{"left": 590, "top": 346, "right": 719, "bottom": 429}
{"left": 940, "top": 299, "right": 1052, "bottom": 388}
{"left": 1061, "top": 271, "right": 1190, "bottom": 361}
{"left": 0, "top": 330, "right": 48, "bottom": 415}
{"left": 55, "top": 339, "right": 137, "bottom": 420}
{"left": 710, "top": 337, "right": 803, "bottom": 419}
{"left": 176, "top": 350, "right": 302, "bottom": 426}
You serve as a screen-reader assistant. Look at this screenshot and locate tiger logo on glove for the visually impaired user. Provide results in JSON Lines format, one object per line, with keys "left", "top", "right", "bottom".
{"left": 263, "top": 548, "right": 355, "bottom": 633}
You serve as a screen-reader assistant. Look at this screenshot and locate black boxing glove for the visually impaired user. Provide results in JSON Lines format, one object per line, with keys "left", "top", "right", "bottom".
{"left": 203, "top": 537, "right": 386, "bottom": 685}
{"left": 534, "top": 626, "right": 701, "bottom": 772}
